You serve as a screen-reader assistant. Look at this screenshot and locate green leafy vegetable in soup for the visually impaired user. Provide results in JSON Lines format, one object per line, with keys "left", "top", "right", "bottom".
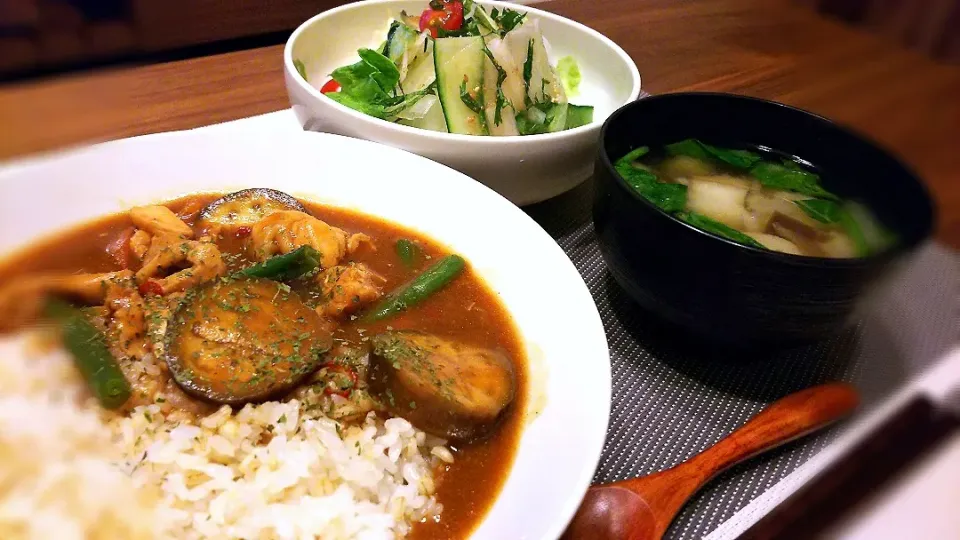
{"left": 615, "top": 139, "right": 894, "bottom": 258}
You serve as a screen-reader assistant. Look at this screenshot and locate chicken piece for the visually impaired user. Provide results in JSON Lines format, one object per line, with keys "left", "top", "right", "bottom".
{"left": 369, "top": 331, "right": 516, "bottom": 442}
{"left": 129, "top": 205, "right": 194, "bottom": 239}
{"left": 142, "top": 292, "right": 182, "bottom": 359}
{"left": 135, "top": 235, "right": 226, "bottom": 295}
{"left": 247, "top": 210, "right": 369, "bottom": 270}
{"left": 347, "top": 233, "right": 375, "bottom": 254}
{"left": 103, "top": 276, "right": 148, "bottom": 358}
{"left": 0, "top": 270, "right": 134, "bottom": 331}
{"left": 317, "top": 263, "right": 385, "bottom": 318}
{"left": 129, "top": 229, "right": 152, "bottom": 261}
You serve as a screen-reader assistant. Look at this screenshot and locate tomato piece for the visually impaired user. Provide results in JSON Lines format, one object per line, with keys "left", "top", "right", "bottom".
{"left": 106, "top": 227, "right": 136, "bottom": 269}
{"left": 320, "top": 79, "right": 341, "bottom": 93}
{"left": 442, "top": 0, "right": 464, "bottom": 30}
{"left": 138, "top": 279, "right": 164, "bottom": 297}
{"left": 419, "top": 9, "right": 445, "bottom": 37}
{"left": 419, "top": 0, "right": 463, "bottom": 37}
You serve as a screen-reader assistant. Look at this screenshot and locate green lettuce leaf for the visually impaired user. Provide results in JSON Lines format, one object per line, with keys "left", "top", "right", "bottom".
{"left": 325, "top": 92, "right": 386, "bottom": 119}
{"left": 330, "top": 48, "right": 400, "bottom": 104}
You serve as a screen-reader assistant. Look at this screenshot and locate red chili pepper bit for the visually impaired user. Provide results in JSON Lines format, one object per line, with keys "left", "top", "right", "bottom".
{"left": 138, "top": 279, "right": 164, "bottom": 297}
{"left": 235, "top": 226, "right": 252, "bottom": 238}
{"left": 321, "top": 363, "right": 359, "bottom": 398}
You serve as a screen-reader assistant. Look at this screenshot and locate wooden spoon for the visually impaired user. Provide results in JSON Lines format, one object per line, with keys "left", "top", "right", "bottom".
{"left": 562, "top": 382, "right": 860, "bottom": 540}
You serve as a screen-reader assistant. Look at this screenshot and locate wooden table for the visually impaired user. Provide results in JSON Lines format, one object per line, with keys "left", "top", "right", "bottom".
{"left": 1, "top": 0, "right": 959, "bottom": 247}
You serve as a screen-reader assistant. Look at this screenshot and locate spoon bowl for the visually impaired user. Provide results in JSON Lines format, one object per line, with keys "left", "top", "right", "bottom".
{"left": 563, "top": 382, "right": 860, "bottom": 540}
{"left": 563, "top": 487, "right": 656, "bottom": 540}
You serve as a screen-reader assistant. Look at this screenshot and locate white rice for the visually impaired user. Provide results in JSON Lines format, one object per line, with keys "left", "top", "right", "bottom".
{"left": 0, "top": 333, "right": 448, "bottom": 540}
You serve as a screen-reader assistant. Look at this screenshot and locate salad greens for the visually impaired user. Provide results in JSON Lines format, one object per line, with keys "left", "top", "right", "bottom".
{"left": 303, "top": 0, "right": 594, "bottom": 136}
{"left": 326, "top": 48, "right": 401, "bottom": 119}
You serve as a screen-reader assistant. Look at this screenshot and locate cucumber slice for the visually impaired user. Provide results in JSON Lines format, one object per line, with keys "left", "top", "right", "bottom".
{"left": 383, "top": 21, "right": 419, "bottom": 64}
{"left": 473, "top": 3, "right": 499, "bottom": 32}
{"left": 515, "top": 103, "right": 570, "bottom": 135}
{"left": 384, "top": 20, "right": 431, "bottom": 81}
{"left": 397, "top": 95, "right": 449, "bottom": 133}
{"left": 402, "top": 47, "right": 436, "bottom": 93}
{"left": 546, "top": 103, "right": 568, "bottom": 133}
{"left": 434, "top": 37, "right": 488, "bottom": 136}
{"left": 565, "top": 104, "right": 594, "bottom": 129}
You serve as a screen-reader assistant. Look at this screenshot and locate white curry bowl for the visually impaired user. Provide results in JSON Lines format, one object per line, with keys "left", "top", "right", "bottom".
{"left": 284, "top": 0, "right": 641, "bottom": 206}
{"left": 0, "top": 130, "right": 611, "bottom": 539}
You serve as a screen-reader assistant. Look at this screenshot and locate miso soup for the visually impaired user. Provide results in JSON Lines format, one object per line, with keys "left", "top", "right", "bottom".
{"left": 614, "top": 139, "right": 894, "bottom": 258}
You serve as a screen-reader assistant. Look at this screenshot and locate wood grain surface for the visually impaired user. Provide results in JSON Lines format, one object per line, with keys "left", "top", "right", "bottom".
{"left": 1, "top": 0, "right": 958, "bottom": 246}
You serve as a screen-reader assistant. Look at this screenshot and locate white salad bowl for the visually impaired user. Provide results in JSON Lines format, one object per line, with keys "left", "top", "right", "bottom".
{"left": 284, "top": 0, "right": 641, "bottom": 206}
{"left": 0, "top": 129, "right": 611, "bottom": 540}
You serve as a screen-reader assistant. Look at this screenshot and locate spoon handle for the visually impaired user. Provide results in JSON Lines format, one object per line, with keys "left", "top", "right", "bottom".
{"left": 687, "top": 383, "right": 860, "bottom": 481}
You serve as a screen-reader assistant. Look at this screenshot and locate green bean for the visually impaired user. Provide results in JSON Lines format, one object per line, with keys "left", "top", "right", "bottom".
{"left": 395, "top": 238, "right": 423, "bottom": 268}
{"left": 361, "top": 254, "right": 465, "bottom": 322}
{"left": 237, "top": 245, "right": 321, "bottom": 280}
{"left": 44, "top": 299, "right": 131, "bottom": 409}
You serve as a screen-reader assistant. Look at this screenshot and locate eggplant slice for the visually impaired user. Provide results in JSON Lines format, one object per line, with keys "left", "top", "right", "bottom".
{"left": 369, "top": 330, "right": 516, "bottom": 442}
{"left": 164, "top": 277, "right": 333, "bottom": 404}
{"left": 197, "top": 188, "right": 307, "bottom": 232}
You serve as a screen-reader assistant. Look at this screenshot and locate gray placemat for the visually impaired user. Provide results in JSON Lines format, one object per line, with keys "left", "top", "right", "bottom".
{"left": 525, "top": 178, "right": 960, "bottom": 539}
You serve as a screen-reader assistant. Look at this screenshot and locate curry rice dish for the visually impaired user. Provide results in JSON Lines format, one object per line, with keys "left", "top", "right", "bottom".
{"left": 0, "top": 188, "right": 527, "bottom": 539}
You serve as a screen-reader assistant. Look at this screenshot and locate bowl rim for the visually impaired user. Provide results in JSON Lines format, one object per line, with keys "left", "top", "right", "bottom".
{"left": 283, "top": 0, "right": 642, "bottom": 144}
{"left": 597, "top": 91, "right": 937, "bottom": 267}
